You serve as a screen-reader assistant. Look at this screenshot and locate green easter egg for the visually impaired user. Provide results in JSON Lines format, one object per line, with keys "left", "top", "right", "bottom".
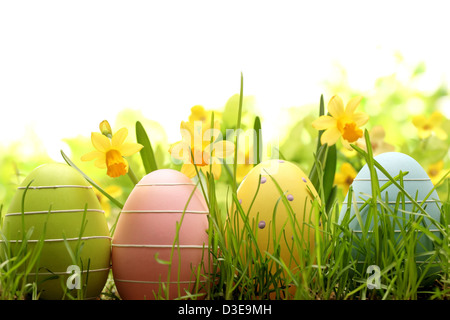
{"left": 1, "top": 163, "right": 111, "bottom": 299}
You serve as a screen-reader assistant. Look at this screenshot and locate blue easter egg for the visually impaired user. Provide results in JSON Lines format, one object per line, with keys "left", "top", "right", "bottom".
{"left": 339, "top": 152, "right": 442, "bottom": 271}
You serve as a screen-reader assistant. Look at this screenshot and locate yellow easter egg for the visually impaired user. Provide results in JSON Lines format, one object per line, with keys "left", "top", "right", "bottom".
{"left": 235, "top": 159, "right": 320, "bottom": 280}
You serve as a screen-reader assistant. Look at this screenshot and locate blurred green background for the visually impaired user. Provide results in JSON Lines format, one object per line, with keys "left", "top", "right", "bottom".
{"left": 1, "top": 56, "right": 449, "bottom": 228}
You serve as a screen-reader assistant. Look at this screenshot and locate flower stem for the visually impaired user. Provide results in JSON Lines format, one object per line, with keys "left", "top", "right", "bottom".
{"left": 422, "top": 136, "right": 430, "bottom": 150}
{"left": 127, "top": 166, "right": 140, "bottom": 185}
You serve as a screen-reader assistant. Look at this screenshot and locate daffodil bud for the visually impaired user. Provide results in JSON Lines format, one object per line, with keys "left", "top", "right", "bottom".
{"left": 99, "top": 120, "right": 112, "bottom": 138}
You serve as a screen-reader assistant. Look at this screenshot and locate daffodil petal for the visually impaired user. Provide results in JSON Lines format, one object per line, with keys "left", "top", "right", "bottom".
{"left": 91, "top": 132, "right": 111, "bottom": 152}
{"left": 412, "top": 115, "right": 426, "bottom": 128}
{"left": 181, "top": 121, "right": 198, "bottom": 140}
{"left": 120, "top": 142, "right": 144, "bottom": 157}
{"left": 418, "top": 129, "right": 431, "bottom": 139}
{"left": 104, "top": 185, "right": 123, "bottom": 197}
{"left": 94, "top": 158, "right": 107, "bottom": 169}
{"left": 206, "top": 140, "right": 235, "bottom": 159}
{"left": 320, "top": 127, "right": 341, "bottom": 146}
{"left": 188, "top": 105, "right": 207, "bottom": 123}
{"left": 341, "top": 138, "right": 353, "bottom": 150}
{"left": 434, "top": 127, "right": 448, "bottom": 140}
{"left": 341, "top": 162, "right": 357, "bottom": 176}
{"left": 180, "top": 121, "right": 192, "bottom": 133}
{"left": 212, "top": 119, "right": 221, "bottom": 131}
{"left": 334, "top": 171, "right": 349, "bottom": 185}
{"left": 181, "top": 163, "right": 197, "bottom": 178}
{"left": 434, "top": 160, "right": 444, "bottom": 171}
{"left": 327, "top": 95, "right": 345, "bottom": 118}
{"left": 81, "top": 150, "right": 104, "bottom": 161}
{"left": 312, "top": 115, "right": 336, "bottom": 130}
{"left": 430, "top": 111, "right": 444, "bottom": 124}
{"left": 210, "top": 162, "right": 222, "bottom": 179}
{"left": 236, "top": 163, "right": 253, "bottom": 182}
{"left": 181, "top": 121, "right": 204, "bottom": 148}
{"left": 334, "top": 162, "right": 357, "bottom": 193}
{"left": 345, "top": 96, "right": 363, "bottom": 114}
{"left": 169, "top": 141, "right": 190, "bottom": 161}
{"left": 111, "top": 127, "right": 129, "bottom": 147}
{"left": 352, "top": 112, "right": 369, "bottom": 127}
{"left": 203, "top": 126, "right": 222, "bottom": 144}
{"left": 199, "top": 162, "right": 221, "bottom": 180}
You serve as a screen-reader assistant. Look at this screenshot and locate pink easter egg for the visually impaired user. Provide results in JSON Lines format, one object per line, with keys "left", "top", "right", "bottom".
{"left": 111, "top": 169, "right": 210, "bottom": 300}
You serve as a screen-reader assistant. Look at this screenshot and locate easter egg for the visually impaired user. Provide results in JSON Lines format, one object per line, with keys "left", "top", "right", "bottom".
{"left": 1, "top": 163, "right": 111, "bottom": 299}
{"left": 338, "top": 152, "right": 442, "bottom": 270}
{"left": 236, "top": 160, "right": 320, "bottom": 274}
{"left": 111, "top": 169, "right": 210, "bottom": 300}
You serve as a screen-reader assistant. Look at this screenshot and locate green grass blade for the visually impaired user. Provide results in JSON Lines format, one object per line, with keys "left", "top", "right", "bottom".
{"left": 253, "top": 116, "right": 262, "bottom": 166}
{"left": 135, "top": 121, "right": 158, "bottom": 174}
{"left": 61, "top": 150, "right": 124, "bottom": 209}
{"left": 309, "top": 94, "right": 337, "bottom": 213}
{"left": 316, "top": 94, "right": 325, "bottom": 151}
{"left": 309, "top": 143, "right": 328, "bottom": 192}
{"left": 232, "top": 72, "right": 244, "bottom": 194}
{"left": 323, "top": 144, "right": 336, "bottom": 192}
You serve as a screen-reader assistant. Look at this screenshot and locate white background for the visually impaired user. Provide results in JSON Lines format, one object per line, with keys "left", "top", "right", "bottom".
{"left": 1, "top": 0, "right": 449, "bottom": 160}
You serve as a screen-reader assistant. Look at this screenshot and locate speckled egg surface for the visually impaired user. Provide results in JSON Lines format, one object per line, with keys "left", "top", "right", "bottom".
{"left": 111, "top": 169, "right": 210, "bottom": 300}
{"left": 236, "top": 159, "right": 320, "bottom": 268}
{"left": 2, "top": 163, "right": 111, "bottom": 299}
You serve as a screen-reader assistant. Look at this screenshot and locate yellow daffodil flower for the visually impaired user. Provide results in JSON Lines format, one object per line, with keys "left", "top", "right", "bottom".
{"left": 312, "top": 95, "right": 369, "bottom": 150}
{"left": 169, "top": 120, "right": 234, "bottom": 180}
{"left": 94, "top": 184, "right": 123, "bottom": 218}
{"left": 188, "top": 105, "right": 222, "bottom": 124}
{"left": 356, "top": 125, "right": 395, "bottom": 156}
{"left": 412, "top": 111, "right": 448, "bottom": 140}
{"left": 335, "top": 162, "right": 357, "bottom": 194}
{"left": 427, "top": 160, "right": 447, "bottom": 186}
{"left": 81, "top": 125, "right": 143, "bottom": 178}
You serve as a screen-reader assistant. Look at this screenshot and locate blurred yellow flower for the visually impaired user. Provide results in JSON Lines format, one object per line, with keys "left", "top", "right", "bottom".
{"left": 335, "top": 162, "right": 357, "bottom": 194}
{"left": 188, "top": 105, "right": 222, "bottom": 124}
{"left": 427, "top": 160, "right": 447, "bottom": 185}
{"left": 95, "top": 184, "right": 123, "bottom": 218}
{"left": 356, "top": 125, "right": 395, "bottom": 156}
{"left": 236, "top": 144, "right": 254, "bottom": 183}
{"left": 412, "top": 111, "right": 448, "bottom": 140}
{"left": 81, "top": 126, "right": 143, "bottom": 178}
{"left": 312, "top": 95, "right": 369, "bottom": 150}
{"left": 169, "top": 120, "right": 234, "bottom": 180}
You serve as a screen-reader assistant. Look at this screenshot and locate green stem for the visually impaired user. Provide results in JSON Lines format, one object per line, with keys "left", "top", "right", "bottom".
{"left": 232, "top": 72, "right": 244, "bottom": 194}
{"left": 421, "top": 136, "right": 430, "bottom": 150}
{"left": 61, "top": 150, "right": 124, "bottom": 209}
{"left": 127, "top": 165, "right": 140, "bottom": 185}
